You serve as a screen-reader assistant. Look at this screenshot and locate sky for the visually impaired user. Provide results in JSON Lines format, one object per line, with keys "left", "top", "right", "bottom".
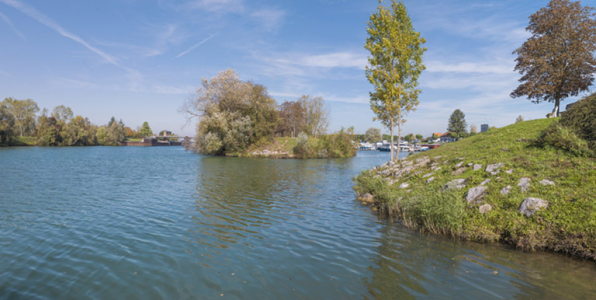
{"left": 1, "top": 0, "right": 595, "bottom": 137}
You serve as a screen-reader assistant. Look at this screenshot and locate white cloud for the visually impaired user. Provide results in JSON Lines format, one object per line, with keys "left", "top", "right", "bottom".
{"left": 426, "top": 61, "right": 514, "bottom": 74}
{"left": 0, "top": 11, "right": 26, "bottom": 40}
{"left": 251, "top": 8, "right": 285, "bottom": 31}
{"left": 186, "top": 0, "right": 244, "bottom": 13}
{"left": 176, "top": 33, "right": 218, "bottom": 58}
{"left": 0, "top": 0, "right": 119, "bottom": 66}
{"left": 301, "top": 52, "right": 367, "bottom": 69}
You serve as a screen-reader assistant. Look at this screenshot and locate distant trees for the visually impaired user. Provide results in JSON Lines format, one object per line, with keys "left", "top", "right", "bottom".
{"left": 516, "top": 115, "right": 524, "bottom": 123}
{"left": 364, "top": 127, "right": 382, "bottom": 143}
{"left": 181, "top": 69, "right": 279, "bottom": 155}
{"left": 470, "top": 124, "right": 478, "bottom": 134}
{"left": 277, "top": 100, "right": 304, "bottom": 138}
{"left": 415, "top": 134, "right": 423, "bottom": 141}
{"left": 299, "top": 95, "right": 329, "bottom": 138}
{"left": 512, "top": 0, "right": 596, "bottom": 116}
{"left": 431, "top": 133, "right": 439, "bottom": 141}
{"left": 1, "top": 97, "right": 39, "bottom": 137}
{"left": 140, "top": 122, "right": 153, "bottom": 137}
{"left": 447, "top": 109, "right": 467, "bottom": 139}
{"left": 404, "top": 133, "right": 415, "bottom": 142}
{"left": 0, "top": 102, "right": 16, "bottom": 146}
{"left": 365, "top": 0, "right": 426, "bottom": 161}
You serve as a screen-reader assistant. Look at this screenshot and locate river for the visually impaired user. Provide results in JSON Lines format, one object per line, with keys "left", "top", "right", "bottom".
{"left": 1, "top": 147, "right": 595, "bottom": 299}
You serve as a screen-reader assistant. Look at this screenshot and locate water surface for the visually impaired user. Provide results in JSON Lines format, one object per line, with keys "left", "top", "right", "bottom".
{"left": 1, "top": 147, "right": 595, "bottom": 299}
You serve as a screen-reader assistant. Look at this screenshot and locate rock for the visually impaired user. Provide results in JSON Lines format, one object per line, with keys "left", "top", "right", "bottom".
{"left": 500, "top": 186, "right": 511, "bottom": 195}
{"left": 479, "top": 204, "right": 492, "bottom": 214}
{"left": 467, "top": 163, "right": 474, "bottom": 167}
{"left": 473, "top": 164, "right": 483, "bottom": 171}
{"left": 451, "top": 167, "right": 466, "bottom": 175}
{"left": 506, "top": 169, "right": 513, "bottom": 174}
{"left": 480, "top": 179, "right": 491, "bottom": 186}
{"left": 426, "top": 177, "right": 435, "bottom": 183}
{"left": 465, "top": 186, "right": 488, "bottom": 204}
{"left": 423, "top": 173, "right": 434, "bottom": 178}
{"left": 539, "top": 179, "right": 555, "bottom": 186}
{"left": 457, "top": 157, "right": 465, "bottom": 160}
{"left": 415, "top": 158, "right": 431, "bottom": 167}
{"left": 399, "top": 183, "right": 410, "bottom": 189}
{"left": 434, "top": 156, "right": 442, "bottom": 159}
{"left": 486, "top": 163, "right": 503, "bottom": 175}
{"left": 443, "top": 179, "right": 466, "bottom": 191}
{"left": 518, "top": 177, "right": 531, "bottom": 192}
{"left": 455, "top": 162, "right": 464, "bottom": 168}
{"left": 358, "top": 193, "right": 374, "bottom": 203}
{"left": 518, "top": 197, "right": 549, "bottom": 217}
{"left": 431, "top": 166, "right": 442, "bottom": 171}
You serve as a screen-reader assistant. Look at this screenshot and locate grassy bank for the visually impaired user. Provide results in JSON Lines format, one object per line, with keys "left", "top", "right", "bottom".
{"left": 354, "top": 118, "right": 596, "bottom": 259}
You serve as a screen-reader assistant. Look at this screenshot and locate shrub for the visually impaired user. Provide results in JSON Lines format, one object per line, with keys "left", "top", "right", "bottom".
{"left": 293, "top": 132, "right": 311, "bottom": 158}
{"left": 537, "top": 121, "right": 593, "bottom": 157}
{"left": 559, "top": 93, "right": 596, "bottom": 150}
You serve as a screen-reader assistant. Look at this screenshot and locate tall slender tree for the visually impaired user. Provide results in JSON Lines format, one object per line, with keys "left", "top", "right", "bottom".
{"left": 511, "top": 0, "right": 596, "bottom": 116}
{"left": 1, "top": 98, "right": 39, "bottom": 137}
{"left": 365, "top": 0, "right": 426, "bottom": 161}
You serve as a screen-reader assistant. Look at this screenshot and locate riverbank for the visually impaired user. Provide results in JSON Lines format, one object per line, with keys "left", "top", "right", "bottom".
{"left": 354, "top": 118, "right": 596, "bottom": 260}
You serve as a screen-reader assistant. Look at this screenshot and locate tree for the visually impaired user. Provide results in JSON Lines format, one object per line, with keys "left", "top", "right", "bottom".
{"left": 415, "top": 134, "right": 423, "bottom": 141}
{"left": 511, "top": 0, "right": 596, "bottom": 116}
{"left": 364, "top": 127, "right": 382, "bottom": 143}
{"left": 277, "top": 100, "right": 304, "bottom": 138}
{"left": 1, "top": 97, "right": 39, "bottom": 137}
{"left": 51, "top": 105, "right": 73, "bottom": 123}
{"left": 470, "top": 124, "right": 478, "bottom": 134}
{"left": 139, "top": 121, "right": 152, "bottom": 137}
{"left": 0, "top": 102, "right": 17, "bottom": 145}
{"left": 299, "top": 95, "right": 329, "bottom": 138}
{"left": 447, "top": 109, "right": 467, "bottom": 139}
{"left": 365, "top": 0, "right": 426, "bottom": 161}
{"left": 404, "top": 133, "right": 415, "bottom": 142}
{"left": 516, "top": 115, "right": 524, "bottom": 123}
{"left": 431, "top": 133, "right": 439, "bottom": 141}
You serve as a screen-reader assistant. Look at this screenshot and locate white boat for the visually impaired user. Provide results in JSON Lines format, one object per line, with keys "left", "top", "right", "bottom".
{"left": 359, "top": 142, "right": 376, "bottom": 151}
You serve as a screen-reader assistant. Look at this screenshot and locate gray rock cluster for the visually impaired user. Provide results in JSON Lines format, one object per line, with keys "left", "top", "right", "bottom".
{"left": 518, "top": 197, "right": 549, "bottom": 217}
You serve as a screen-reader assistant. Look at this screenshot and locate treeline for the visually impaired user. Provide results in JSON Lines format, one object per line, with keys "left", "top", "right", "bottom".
{"left": 181, "top": 69, "right": 351, "bottom": 157}
{"left": 0, "top": 97, "right": 154, "bottom": 146}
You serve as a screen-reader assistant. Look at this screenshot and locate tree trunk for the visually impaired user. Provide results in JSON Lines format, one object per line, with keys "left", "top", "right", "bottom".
{"left": 554, "top": 98, "right": 560, "bottom": 117}
{"left": 390, "top": 118, "right": 394, "bottom": 162}
{"left": 396, "top": 115, "right": 402, "bottom": 161}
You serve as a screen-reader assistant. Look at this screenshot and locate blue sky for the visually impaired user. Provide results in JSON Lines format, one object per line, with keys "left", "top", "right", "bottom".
{"left": 1, "top": 0, "right": 594, "bottom": 137}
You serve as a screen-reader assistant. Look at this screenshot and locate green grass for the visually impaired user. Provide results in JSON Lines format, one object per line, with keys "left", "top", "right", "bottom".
{"left": 354, "top": 118, "right": 596, "bottom": 259}
{"left": 10, "top": 136, "right": 37, "bottom": 146}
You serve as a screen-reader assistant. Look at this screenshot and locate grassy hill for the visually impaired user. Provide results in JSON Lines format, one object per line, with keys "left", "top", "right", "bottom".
{"left": 354, "top": 118, "right": 596, "bottom": 259}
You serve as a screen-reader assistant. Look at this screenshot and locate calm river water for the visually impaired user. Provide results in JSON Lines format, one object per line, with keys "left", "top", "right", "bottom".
{"left": 1, "top": 147, "right": 596, "bottom": 299}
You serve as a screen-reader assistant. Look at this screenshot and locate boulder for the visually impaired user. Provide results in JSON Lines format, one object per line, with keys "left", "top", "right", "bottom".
{"left": 518, "top": 197, "right": 549, "bottom": 217}
{"left": 457, "top": 157, "right": 465, "bottom": 160}
{"left": 358, "top": 193, "right": 374, "bottom": 203}
{"left": 423, "top": 173, "right": 434, "bottom": 178}
{"left": 465, "top": 186, "right": 488, "bottom": 204}
{"left": 455, "top": 162, "right": 464, "bottom": 168}
{"left": 518, "top": 177, "right": 531, "bottom": 192}
{"left": 431, "top": 166, "right": 442, "bottom": 171}
{"left": 506, "top": 169, "right": 514, "bottom": 174}
{"left": 426, "top": 177, "right": 435, "bottom": 183}
{"left": 443, "top": 179, "right": 466, "bottom": 191}
{"left": 451, "top": 167, "right": 466, "bottom": 175}
{"left": 500, "top": 186, "right": 511, "bottom": 195}
{"left": 486, "top": 163, "right": 503, "bottom": 172}
{"left": 539, "top": 179, "right": 555, "bottom": 186}
{"left": 399, "top": 182, "right": 410, "bottom": 189}
{"left": 480, "top": 179, "right": 491, "bottom": 186}
{"left": 467, "top": 163, "right": 474, "bottom": 167}
{"left": 473, "top": 164, "right": 483, "bottom": 171}
{"left": 479, "top": 204, "right": 492, "bottom": 214}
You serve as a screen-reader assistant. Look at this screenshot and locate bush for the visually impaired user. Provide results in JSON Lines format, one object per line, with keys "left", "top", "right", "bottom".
{"left": 293, "top": 132, "right": 311, "bottom": 158}
{"left": 559, "top": 93, "right": 596, "bottom": 150}
{"left": 537, "top": 121, "right": 593, "bottom": 157}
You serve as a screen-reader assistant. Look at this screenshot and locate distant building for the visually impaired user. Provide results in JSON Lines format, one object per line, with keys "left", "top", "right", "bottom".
{"left": 439, "top": 131, "right": 455, "bottom": 143}
{"left": 162, "top": 130, "right": 172, "bottom": 137}
{"left": 481, "top": 124, "right": 489, "bottom": 133}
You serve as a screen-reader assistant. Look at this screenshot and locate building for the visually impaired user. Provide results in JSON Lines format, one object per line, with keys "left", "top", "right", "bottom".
{"left": 481, "top": 124, "right": 489, "bottom": 133}
{"left": 162, "top": 130, "right": 173, "bottom": 137}
{"left": 439, "top": 131, "right": 455, "bottom": 143}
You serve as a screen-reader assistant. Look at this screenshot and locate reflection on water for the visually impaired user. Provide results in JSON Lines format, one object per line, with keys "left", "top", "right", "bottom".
{"left": 1, "top": 148, "right": 595, "bottom": 299}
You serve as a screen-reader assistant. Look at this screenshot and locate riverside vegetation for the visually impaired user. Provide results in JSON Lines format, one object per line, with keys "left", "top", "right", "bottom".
{"left": 181, "top": 69, "right": 357, "bottom": 159}
{"left": 354, "top": 94, "right": 596, "bottom": 259}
